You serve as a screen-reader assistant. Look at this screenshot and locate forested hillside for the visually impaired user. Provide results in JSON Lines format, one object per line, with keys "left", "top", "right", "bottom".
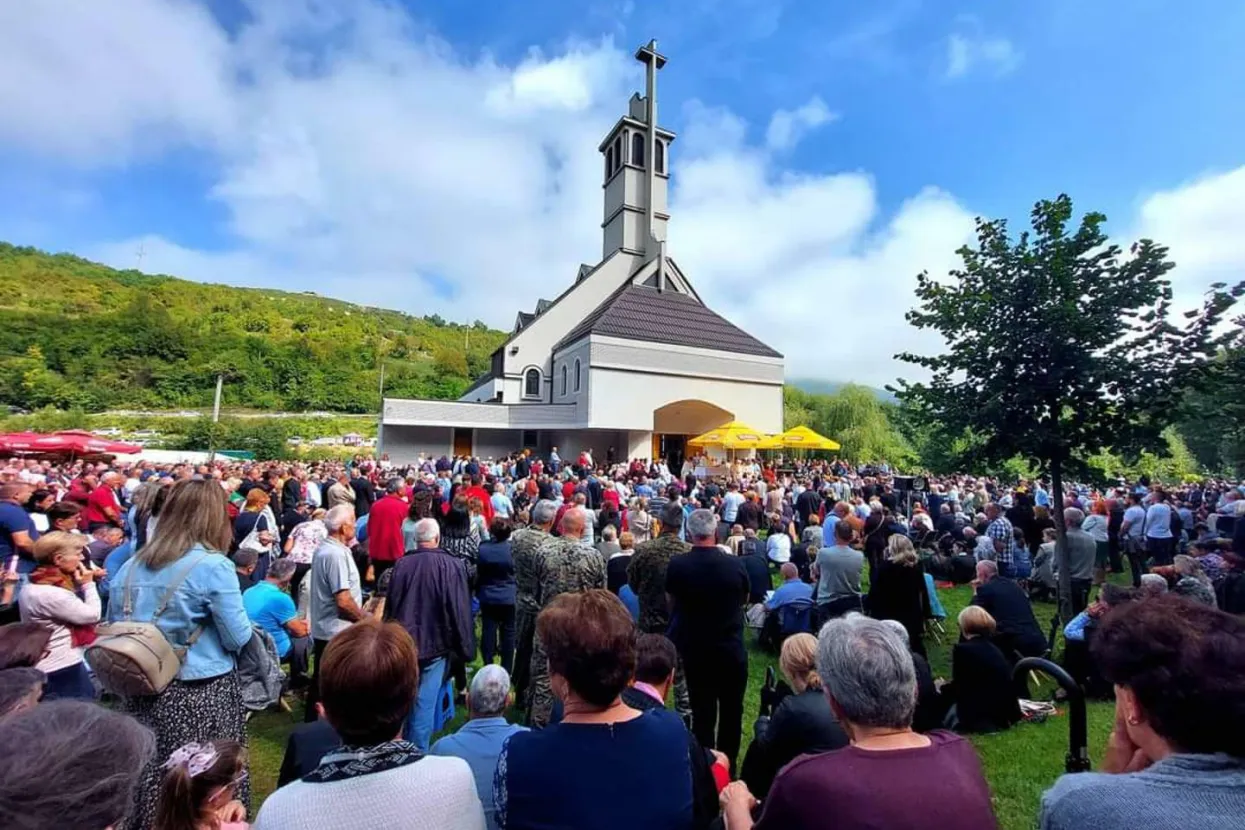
{"left": 0, "top": 243, "right": 506, "bottom": 412}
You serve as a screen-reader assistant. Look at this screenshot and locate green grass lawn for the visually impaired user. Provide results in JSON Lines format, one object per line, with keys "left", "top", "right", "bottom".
{"left": 247, "top": 581, "right": 1117, "bottom": 830}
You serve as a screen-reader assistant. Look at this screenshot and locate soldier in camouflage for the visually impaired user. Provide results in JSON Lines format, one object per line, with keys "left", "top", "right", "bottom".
{"left": 628, "top": 502, "right": 692, "bottom": 634}
{"left": 527, "top": 506, "right": 606, "bottom": 727}
{"left": 627, "top": 502, "right": 693, "bottom": 715}
{"left": 510, "top": 499, "right": 557, "bottom": 706}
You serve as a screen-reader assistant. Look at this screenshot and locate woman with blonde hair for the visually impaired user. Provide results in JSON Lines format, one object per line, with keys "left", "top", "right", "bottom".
{"left": 741, "top": 632, "right": 849, "bottom": 798}
{"left": 939, "top": 606, "right": 1021, "bottom": 733}
{"left": 106, "top": 479, "right": 254, "bottom": 830}
{"left": 867, "top": 534, "right": 930, "bottom": 656}
{"left": 232, "top": 488, "right": 277, "bottom": 581}
{"left": 19, "top": 531, "right": 101, "bottom": 699}
{"left": 467, "top": 496, "right": 489, "bottom": 542}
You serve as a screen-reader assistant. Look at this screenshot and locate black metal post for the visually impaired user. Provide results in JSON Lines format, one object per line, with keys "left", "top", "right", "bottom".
{"left": 1014, "top": 656, "right": 1091, "bottom": 773}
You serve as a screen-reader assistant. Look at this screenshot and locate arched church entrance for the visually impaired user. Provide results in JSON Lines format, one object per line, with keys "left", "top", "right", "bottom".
{"left": 651, "top": 399, "right": 733, "bottom": 472}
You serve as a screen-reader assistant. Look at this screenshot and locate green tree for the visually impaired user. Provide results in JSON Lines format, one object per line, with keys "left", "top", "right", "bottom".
{"left": 1175, "top": 317, "right": 1245, "bottom": 476}
{"left": 895, "top": 194, "right": 1241, "bottom": 619}
{"left": 783, "top": 384, "right": 913, "bottom": 464}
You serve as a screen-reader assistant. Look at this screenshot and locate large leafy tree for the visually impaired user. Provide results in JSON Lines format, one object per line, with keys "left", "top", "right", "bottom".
{"left": 895, "top": 194, "right": 1242, "bottom": 618}
{"left": 1175, "top": 316, "right": 1245, "bottom": 476}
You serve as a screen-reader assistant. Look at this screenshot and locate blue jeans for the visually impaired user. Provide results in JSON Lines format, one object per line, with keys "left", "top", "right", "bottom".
{"left": 404, "top": 656, "right": 446, "bottom": 751}
{"left": 43, "top": 661, "right": 97, "bottom": 700}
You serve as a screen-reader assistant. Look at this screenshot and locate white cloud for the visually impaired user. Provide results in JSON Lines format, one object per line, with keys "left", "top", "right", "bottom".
{"left": 0, "top": 0, "right": 237, "bottom": 163}
{"left": 764, "top": 96, "right": 838, "bottom": 152}
{"left": 944, "top": 30, "right": 1021, "bottom": 79}
{"left": 1134, "top": 166, "right": 1245, "bottom": 288}
{"left": 3, "top": 0, "right": 981, "bottom": 387}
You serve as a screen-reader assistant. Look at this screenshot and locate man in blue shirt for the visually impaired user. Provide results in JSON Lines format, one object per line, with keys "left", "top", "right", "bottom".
{"left": 244, "top": 558, "right": 311, "bottom": 688}
{"left": 766, "top": 562, "right": 813, "bottom": 613}
{"left": 822, "top": 501, "right": 848, "bottom": 548}
{"left": 431, "top": 664, "right": 526, "bottom": 830}
{"left": 0, "top": 481, "right": 38, "bottom": 568}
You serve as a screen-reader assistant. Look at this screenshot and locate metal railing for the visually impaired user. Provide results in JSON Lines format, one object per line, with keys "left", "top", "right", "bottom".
{"left": 1014, "top": 657, "right": 1091, "bottom": 773}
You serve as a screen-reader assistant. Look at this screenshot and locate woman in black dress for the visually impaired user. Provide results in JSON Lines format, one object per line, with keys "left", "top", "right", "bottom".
{"left": 867, "top": 534, "right": 930, "bottom": 657}
{"left": 939, "top": 605, "right": 1021, "bottom": 733}
{"left": 741, "top": 633, "right": 849, "bottom": 798}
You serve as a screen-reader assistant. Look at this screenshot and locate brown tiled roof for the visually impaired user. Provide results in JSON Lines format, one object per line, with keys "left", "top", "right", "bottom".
{"left": 554, "top": 284, "right": 782, "bottom": 358}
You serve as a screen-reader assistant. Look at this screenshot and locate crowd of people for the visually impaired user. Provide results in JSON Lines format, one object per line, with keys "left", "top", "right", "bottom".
{"left": 0, "top": 448, "right": 1242, "bottom": 829}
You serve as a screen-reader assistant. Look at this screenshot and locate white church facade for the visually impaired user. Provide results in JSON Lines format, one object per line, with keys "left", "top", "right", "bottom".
{"left": 380, "top": 42, "right": 784, "bottom": 467}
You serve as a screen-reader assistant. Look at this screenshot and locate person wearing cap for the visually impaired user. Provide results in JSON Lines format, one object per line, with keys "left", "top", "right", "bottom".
{"left": 19, "top": 531, "right": 100, "bottom": 700}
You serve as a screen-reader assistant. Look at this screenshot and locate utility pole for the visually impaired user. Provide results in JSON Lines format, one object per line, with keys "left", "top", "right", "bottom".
{"left": 135, "top": 242, "right": 146, "bottom": 271}
{"left": 208, "top": 374, "right": 223, "bottom": 463}
{"left": 376, "top": 363, "right": 386, "bottom": 460}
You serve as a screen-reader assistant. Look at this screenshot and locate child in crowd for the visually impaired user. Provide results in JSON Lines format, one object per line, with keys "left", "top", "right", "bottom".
{"left": 154, "top": 740, "right": 249, "bottom": 830}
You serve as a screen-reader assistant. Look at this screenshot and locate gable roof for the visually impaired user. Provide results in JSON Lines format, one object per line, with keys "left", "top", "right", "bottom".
{"left": 554, "top": 284, "right": 782, "bottom": 358}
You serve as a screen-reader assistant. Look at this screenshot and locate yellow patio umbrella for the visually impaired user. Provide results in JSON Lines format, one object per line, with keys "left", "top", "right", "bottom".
{"left": 755, "top": 434, "right": 785, "bottom": 451}
{"left": 768, "top": 425, "right": 841, "bottom": 451}
{"left": 686, "top": 420, "right": 767, "bottom": 450}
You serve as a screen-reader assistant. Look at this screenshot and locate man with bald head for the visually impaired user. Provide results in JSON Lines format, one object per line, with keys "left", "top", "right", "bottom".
{"left": 82, "top": 471, "right": 124, "bottom": 533}
{"left": 526, "top": 505, "right": 606, "bottom": 726}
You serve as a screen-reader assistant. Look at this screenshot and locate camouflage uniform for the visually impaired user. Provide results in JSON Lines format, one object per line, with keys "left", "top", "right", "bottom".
{"left": 527, "top": 535, "right": 606, "bottom": 727}
{"left": 510, "top": 526, "right": 550, "bottom": 704}
{"left": 627, "top": 533, "right": 691, "bottom": 634}
{"left": 626, "top": 532, "right": 693, "bottom": 716}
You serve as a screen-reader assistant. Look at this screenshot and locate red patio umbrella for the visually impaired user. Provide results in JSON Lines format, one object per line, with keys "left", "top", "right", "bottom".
{"left": 0, "top": 432, "right": 48, "bottom": 454}
{"left": 31, "top": 430, "right": 143, "bottom": 456}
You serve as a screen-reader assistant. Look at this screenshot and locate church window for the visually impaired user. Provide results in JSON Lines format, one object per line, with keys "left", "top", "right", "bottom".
{"left": 613, "top": 135, "right": 623, "bottom": 173}
{"left": 574, "top": 358, "right": 582, "bottom": 392}
{"left": 523, "top": 368, "right": 541, "bottom": 399}
{"left": 560, "top": 364, "right": 569, "bottom": 396}
{"left": 632, "top": 132, "right": 645, "bottom": 168}
{"left": 605, "top": 146, "right": 614, "bottom": 178}
{"left": 655, "top": 139, "right": 665, "bottom": 174}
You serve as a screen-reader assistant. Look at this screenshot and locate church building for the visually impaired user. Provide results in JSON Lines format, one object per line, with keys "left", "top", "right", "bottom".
{"left": 380, "top": 41, "right": 784, "bottom": 467}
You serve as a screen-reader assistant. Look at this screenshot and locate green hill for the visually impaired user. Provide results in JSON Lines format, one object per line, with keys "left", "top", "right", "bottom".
{"left": 0, "top": 242, "right": 506, "bottom": 413}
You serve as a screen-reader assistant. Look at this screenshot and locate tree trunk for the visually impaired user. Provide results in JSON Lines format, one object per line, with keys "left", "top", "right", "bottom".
{"left": 1051, "top": 457, "right": 1074, "bottom": 622}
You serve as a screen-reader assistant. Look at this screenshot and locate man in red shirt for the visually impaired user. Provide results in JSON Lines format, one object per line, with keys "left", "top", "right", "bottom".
{"left": 462, "top": 474, "right": 494, "bottom": 526}
{"left": 65, "top": 472, "right": 96, "bottom": 508}
{"left": 366, "top": 478, "right": 410, "bottom": 586}
{"left": 82, "top": 471, "right": 124, "bottom": 532}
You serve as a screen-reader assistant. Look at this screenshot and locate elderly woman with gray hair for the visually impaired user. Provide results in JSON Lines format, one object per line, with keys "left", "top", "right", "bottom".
{"left": 720, "top": 614, "right": 998, "bottom": 829}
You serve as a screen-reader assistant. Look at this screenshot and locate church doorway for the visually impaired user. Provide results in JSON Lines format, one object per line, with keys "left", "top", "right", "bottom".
{"left": 652, "top": 433, "right": 688, "bottom": 472}
{"left": 652, "top": 399, "right": 734, "bottom": 471}
{"left": 453, "top": 428, "right": 472, "bottom": 457}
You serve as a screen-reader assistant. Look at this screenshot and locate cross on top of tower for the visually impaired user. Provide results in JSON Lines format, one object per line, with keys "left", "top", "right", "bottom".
{"left": 634, "top": 39, "right": 667, "bottom": 71}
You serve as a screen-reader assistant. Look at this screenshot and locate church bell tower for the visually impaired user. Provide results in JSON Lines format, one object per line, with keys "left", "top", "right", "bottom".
{"left": 600, "top": 40, "right": 677, "bottom": 262}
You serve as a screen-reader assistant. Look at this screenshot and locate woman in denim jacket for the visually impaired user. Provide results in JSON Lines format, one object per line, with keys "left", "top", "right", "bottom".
{"left": 107, "top": 479, "right": 254, "bottom": 830}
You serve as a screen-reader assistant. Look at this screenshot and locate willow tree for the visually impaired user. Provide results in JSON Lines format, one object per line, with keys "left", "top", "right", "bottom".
{"left": 784, "top": 384, "right": 913, "bottom": 464}
{"left": 895, "top": 194, "right": 1242, "bottom": 619}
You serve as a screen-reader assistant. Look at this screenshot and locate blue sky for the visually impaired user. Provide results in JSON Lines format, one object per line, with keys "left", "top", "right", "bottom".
{"left": 2, "top": 0, "right": 1243, "bottom": 385}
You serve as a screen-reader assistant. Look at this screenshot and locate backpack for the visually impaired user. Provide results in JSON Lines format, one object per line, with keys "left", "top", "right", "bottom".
{"left": 85, "top": 553, "right": 209, "bottom": 697}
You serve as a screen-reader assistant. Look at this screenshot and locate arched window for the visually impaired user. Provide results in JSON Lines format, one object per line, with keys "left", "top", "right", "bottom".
{"left": 605, "top": 146, "right": 614, "bottom": 178}
{"left": 560, "top": 364, "right": 568, "bottom": 396}
{"left": 523, "top": 368, "right": 540, "bottom": 399}
{"left": 613, "top": 135, "right": 622, "bottom": 173}
{"left": 574, "top": 358, "right": 582, "bottom": 392}
{"left": 655, "top": 139, "right": 665, "bottom": 174}
{"left": 631, "top": 132, "right": 645, "bottom": 168}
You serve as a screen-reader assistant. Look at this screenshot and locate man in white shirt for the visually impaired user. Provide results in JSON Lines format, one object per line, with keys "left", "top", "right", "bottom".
{"left": 1120, "top": 492, "right": 1148, "bottom": 587}
{"left": 1143, "top": 490, "right": 1176, "bottom": 567}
